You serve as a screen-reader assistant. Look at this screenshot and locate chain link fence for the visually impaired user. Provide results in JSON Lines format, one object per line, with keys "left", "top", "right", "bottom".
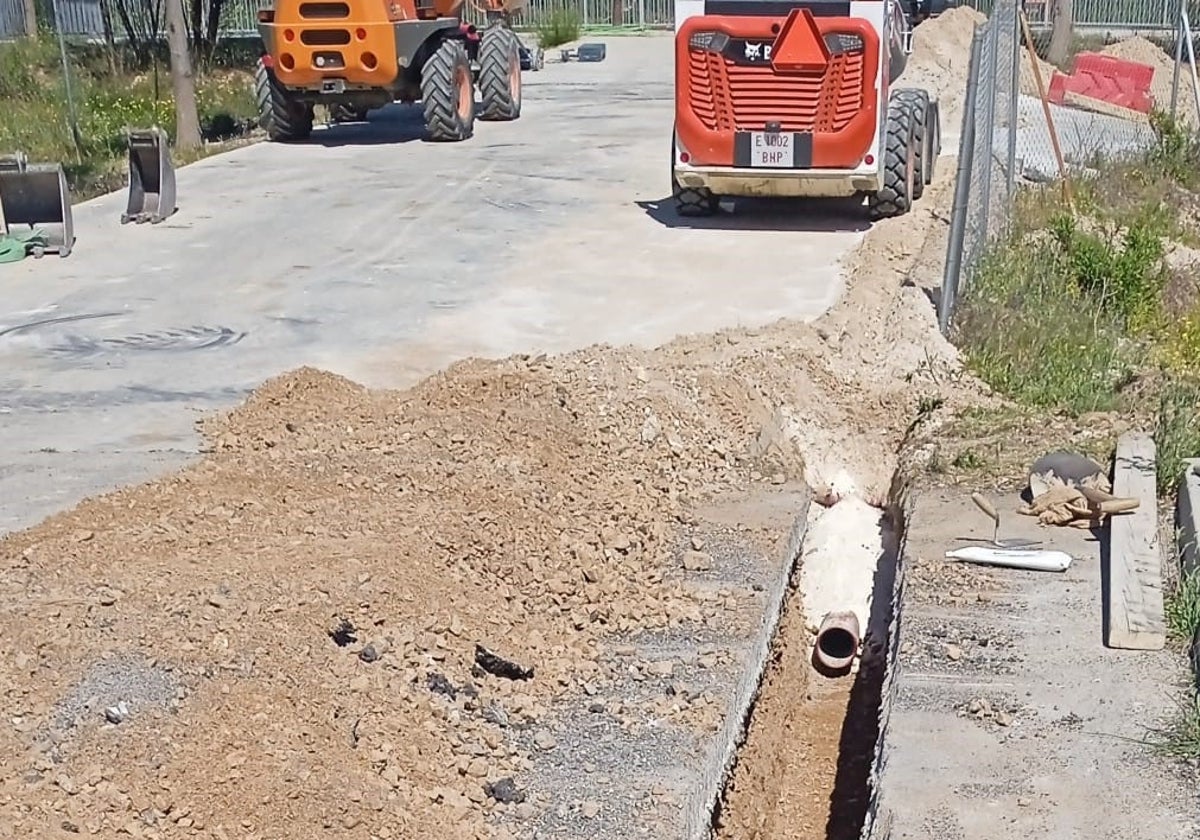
{"left": 939, "top": 0, "right": 1191, "bottom": 333}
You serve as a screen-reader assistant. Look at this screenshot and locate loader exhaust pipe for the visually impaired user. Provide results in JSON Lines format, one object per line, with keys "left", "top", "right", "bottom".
{"left": 814, "top": 610, "right": 860, "bottom": 675}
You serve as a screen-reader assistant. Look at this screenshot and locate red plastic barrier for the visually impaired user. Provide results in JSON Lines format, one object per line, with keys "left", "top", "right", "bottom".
{"left": 1045, "top": 51, "right": 1155, "bottom": 114}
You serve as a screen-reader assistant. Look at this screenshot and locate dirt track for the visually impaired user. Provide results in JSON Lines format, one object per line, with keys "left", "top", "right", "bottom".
{"left": 0, "top": 18, "right": 991, "bottom": 840}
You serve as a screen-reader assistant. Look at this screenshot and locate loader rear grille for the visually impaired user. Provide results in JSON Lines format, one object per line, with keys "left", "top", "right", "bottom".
{"left": 686, "top": 46, "right": 865, "bottom": 133}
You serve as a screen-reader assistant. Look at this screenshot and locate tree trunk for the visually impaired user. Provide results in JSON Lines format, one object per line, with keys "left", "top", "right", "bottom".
{"left": 165, "top": 0, "right": 202, "bottom": 151}
{"left": 1048, "top": 0, "right": 1074, "bottom": 68}
{"left": 22, "top": 0, "right": 37, "bottom": 37}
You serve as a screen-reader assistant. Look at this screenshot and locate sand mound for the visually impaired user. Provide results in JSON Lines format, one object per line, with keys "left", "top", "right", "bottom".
{"left": 904, "top": 6, "right": 987, "bottom": 126}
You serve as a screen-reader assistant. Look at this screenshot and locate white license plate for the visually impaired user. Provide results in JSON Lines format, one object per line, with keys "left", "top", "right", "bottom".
{"left": 749, "top": 132, "right": 793, "bottom": 168}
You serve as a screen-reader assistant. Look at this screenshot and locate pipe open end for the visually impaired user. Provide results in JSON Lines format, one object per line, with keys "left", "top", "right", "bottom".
{"left": 813, "top": 610, "right": 861, "bottom": 676}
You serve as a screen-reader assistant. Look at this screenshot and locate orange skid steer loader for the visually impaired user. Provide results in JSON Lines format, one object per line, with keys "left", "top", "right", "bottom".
{"left": 255, "top": 0, "right": 527, "bottom": 142}
{"left": 671, "top": 0, "right": 940, "bottom": 219}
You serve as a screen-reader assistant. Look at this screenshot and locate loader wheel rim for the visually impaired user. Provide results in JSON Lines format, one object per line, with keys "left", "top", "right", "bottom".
{"left": 510, "top": 53, "right": 521, "bottom": 102}
{"left": 906, "top": 135, "right": 915, "bottom": 203}
{"left": 456, "top": 65, "right": 472, "bottom": 120}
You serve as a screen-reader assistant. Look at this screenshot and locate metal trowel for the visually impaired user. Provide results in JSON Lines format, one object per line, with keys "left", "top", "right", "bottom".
{"left": 968, "top": 492, "right": 1043, "bottom": 549}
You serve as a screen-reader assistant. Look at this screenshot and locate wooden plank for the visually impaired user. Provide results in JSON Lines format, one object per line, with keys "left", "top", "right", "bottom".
{"left": 1062, "top": 90, "right": 1151, "bottom": 124}
{"left": 1106, "top": 432, "right": 1166, "bottom": 650}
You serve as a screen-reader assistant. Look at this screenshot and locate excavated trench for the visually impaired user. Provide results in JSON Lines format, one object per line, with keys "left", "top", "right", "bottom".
{"left": 710, "top": 465, "right": 909, "bottom": 840}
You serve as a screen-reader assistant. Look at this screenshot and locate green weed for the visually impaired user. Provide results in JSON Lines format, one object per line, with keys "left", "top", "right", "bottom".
{"left": 1154, "top": 380, "right": 1200, "bottom": 497}
{"left": 1166, "top": 570, "right": 1200, "bottom": 643}
{"left": 534, "top": 7, "right": 582, "bottom": 48}
{"left": 1154, "top": 691, "right": 1200, "bottom": 760}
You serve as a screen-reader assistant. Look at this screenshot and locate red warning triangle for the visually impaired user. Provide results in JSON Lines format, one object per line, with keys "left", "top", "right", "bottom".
{"left": 771, "top": 8, "right": 830, "bottom": 72}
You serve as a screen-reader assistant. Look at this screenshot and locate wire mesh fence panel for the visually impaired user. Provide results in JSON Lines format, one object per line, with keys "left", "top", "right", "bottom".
{"left": 0, "top": 0, "right": 30, "bottom": 37}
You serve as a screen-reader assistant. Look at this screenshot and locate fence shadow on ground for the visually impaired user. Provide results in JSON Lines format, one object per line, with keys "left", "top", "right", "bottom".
{"left": 635, "top": 195, "right": 874, "bottom": 233}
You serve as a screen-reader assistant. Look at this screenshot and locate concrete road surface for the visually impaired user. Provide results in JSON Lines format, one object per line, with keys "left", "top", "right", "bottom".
{"left": 0, "top": 33, "right": 868, "bottom": 534}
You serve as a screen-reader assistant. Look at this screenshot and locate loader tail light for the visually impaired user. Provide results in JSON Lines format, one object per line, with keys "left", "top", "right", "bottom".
{"left": 689, "top": 30, "right": 730, "bottom": 52}
{"left": 864, "top": 154, "right": 874, "bottom": 165}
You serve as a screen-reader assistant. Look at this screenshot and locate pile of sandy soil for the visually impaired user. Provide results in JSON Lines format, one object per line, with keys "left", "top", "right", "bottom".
{"left": 1101, "top": 35, "right": 1199, "bottom": 127}
{"left": 904, "top": 6, "right": 987, "bottom": 126}
{"left": 0, "top": 36, "right": 986, "bottom": 840}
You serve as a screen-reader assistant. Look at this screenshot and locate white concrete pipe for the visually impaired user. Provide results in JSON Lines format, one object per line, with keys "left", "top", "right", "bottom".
{"left": 814, "top": 610, "right": 861, "bottom": 674}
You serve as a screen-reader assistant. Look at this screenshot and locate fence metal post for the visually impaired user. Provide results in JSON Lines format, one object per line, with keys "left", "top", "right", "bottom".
{"left": 1006, "top": 0, "right": 1019, "bottom": 206}
{"left": 978, "top": 17, "right": 999, "bottom": 241}
{"left": 1172, "top": 0, "right": 1184, "bottom": 119}
{"left": 939, "top": 27, "right": 984, "bottom": 336}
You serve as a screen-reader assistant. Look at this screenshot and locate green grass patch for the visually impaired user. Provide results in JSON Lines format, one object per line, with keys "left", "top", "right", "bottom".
{"left": 1166, "top": 569, "right": 1200, "bottom": 643}
{"left": 952, "top": 112, "right": 1200, "bottom": 497}
{"left": 534, "top": 7, "right": 583, "bottom": 48}
{"left": 1155, "top": 380, "right": 1200, "bottom": 498}
{"left": 1154, "top": 691, "right": 1200, "bottom": 760}
{"left": 0, "top": 36, "right": 257, "bottom": 200}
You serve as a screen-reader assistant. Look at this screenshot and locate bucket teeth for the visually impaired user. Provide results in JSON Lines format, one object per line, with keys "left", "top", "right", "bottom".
{"left": 122, "top": 126, "right": 178, "bottom": 225}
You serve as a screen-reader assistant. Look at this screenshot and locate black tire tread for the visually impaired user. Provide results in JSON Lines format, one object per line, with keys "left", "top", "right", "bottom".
{"left": 422, "top": 39, "right": 475, "bottom": 142}
{"left": 478, "top": 27, "right": 521, "bottom": 122}
{"left": 867, "top": 97, "right": 915, "bottom": 221}
{"left": 255, "top": 58, "right": 313, "bottom": 142}
{"left": 891, "top": 87, "right": 929, "bottom": 199}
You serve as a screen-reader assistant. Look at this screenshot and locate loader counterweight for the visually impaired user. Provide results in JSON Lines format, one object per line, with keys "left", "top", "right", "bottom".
{"left": 255, "top": 0, "right": 527, "bottom": 142}
{"left": 670, "top": 0, "right": 939, "bottom": 218}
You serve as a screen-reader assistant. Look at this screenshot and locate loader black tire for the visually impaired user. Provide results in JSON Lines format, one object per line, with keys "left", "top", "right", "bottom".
{"left": 422, "top": 38, "right": 476, "bottom": 142}
{"left": 478, "top": 26, "right": 522, "bottom": 122}
{"left": 867, "top": 95, "right": 917, "bottom": 221}
{"left": 255, "top": 58, "right": 314, "bottom": 142}
{"left": 671, "top": 132, "right": 719, "bottom": 217}
{"left": 891, "top": 88, "right": 929, "bottom": 199}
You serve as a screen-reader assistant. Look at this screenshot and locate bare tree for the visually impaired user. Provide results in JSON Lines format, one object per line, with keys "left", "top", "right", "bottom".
{"left": 164, "top": 0, "right": 202, "bottom": 151}
{"left": 1048, "top": 0, "right": 1074, "bottom": 68}
{"left": 22, "top": 0, "right": 37, "bottom": 36}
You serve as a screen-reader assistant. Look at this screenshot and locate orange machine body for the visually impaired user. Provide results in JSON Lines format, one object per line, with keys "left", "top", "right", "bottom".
{"left": 674, "top": 4, "right": 885, "bottom": 170}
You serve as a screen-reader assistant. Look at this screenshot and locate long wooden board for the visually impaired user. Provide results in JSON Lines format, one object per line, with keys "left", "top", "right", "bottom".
{"left": 1106, "top": 432, "right": 1166, "bottom": 650}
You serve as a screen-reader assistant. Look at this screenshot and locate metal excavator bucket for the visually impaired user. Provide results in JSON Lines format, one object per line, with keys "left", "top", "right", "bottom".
{"left": 122, "top": 127, "right": 177, "bottom": 225}
{"left": 0, "top": 152, "right": 75, "bottom": 258}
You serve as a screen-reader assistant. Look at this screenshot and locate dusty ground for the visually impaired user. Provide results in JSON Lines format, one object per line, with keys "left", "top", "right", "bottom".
{"left": 0, "top": 26, "right": 989, "bottom": 840}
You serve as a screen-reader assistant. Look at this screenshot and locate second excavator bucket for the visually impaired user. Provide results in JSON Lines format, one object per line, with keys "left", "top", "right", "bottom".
{"left": 121, "top": 127, "right": 177, "bottom": 225}
{"left": 0, "top": 153, "right": 75, "bottom": 258}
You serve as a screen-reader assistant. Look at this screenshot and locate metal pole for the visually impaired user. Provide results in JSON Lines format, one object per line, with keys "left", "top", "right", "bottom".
{"left": 940, "top": 28, "right": 983, "bottom": 336}
{"left": 1007, "top": 0, "right": 1019, "bottom": 206}
{"left": 978, "top": 18, "right": 998, "bottom": 240}
{"left": 1184, "top": 7, "right": 1200, "bottom": 126}
{"left": 52, "top": 0, "right": 84, "bottom": 165}
{"left": 1172, "top": 0, "right": 1183, "bottom": 119}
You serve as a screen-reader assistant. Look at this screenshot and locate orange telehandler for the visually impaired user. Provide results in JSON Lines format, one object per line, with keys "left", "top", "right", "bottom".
{"left": 254, "top": 0, "right": 527, "bottom": 142}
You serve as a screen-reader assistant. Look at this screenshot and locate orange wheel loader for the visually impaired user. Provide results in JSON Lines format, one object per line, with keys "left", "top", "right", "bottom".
{"left": 671, "top": 0, "right": 941, "bottom": 219}
{"left": 254, "top": 0, "right": 527, "bottom": 142}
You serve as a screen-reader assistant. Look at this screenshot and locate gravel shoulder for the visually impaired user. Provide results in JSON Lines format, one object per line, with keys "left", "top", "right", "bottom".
{"left": 872, "top": 477, "right": 1199, "bottom": 840}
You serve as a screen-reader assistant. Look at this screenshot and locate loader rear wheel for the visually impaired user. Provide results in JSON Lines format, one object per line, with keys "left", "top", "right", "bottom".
{"left": 254, "top": 58, "right": 313, "bottom": 142}
{"left": 892, "top": 88, "right": 929, "bottom": 199}
{"left": 478, "top": 26, "right": 522, "bottom": 121}
{"left": 867, "top": 95, "right": 916, "bottom": 221}
{"left": 422, "top": 38, "right": 476, "bottom": 142}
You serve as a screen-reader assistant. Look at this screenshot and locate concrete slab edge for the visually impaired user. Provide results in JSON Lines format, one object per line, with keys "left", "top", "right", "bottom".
{"left": 861, "top": 476, "right": 916, "bottom": 840}
{"left": 1106, "top": 431, "right": 1166, "bottom": 650}
{"left": 1177, "top": 458, "right": 1200, "bottom": 682}
{"left": 681, "top": 489, "right": 812, "bottom": 840}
